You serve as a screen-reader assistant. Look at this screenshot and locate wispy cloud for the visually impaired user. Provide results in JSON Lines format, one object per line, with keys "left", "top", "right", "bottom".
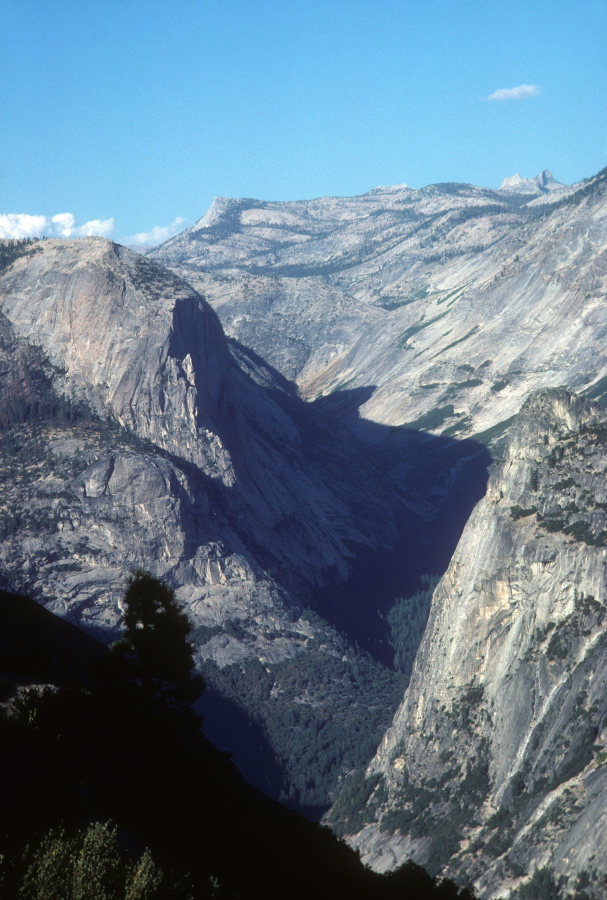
{"left": 126, "top": 217, "right": 185, "bottom": 248}
{"left": 487, "top": 84, "right": 540, "bottom": 101}
{"left": 0, "top": 213, "right": 114, "bottom": 240}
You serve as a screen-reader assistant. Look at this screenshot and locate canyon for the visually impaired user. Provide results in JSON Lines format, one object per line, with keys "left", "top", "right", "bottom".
{"left": 1, "top": 164, "right": 607, "bottom": 895}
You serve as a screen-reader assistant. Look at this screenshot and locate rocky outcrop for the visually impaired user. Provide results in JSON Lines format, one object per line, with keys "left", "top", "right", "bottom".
{"left": 0, "top": 237, "right": 407, "bottom": 809}
{"left": 5, "top": 162, "right": 607, "bottom": 855}
{"left": 499, "top": 169, "right": 565, "bottom": 194}
{"left": 0, "top": 238, "right": 400, "bottom": 599}
{"left": 0, "top": 239, "right": 237, "bottom": 479}
{"left": 341, "top": 390, "right": 607, "bottom": 897}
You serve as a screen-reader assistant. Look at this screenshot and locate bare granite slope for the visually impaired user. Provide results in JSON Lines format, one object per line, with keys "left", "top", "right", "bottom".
{"left": 151, "top": 168, "right": 607, "bottom": 449}
{"left": 339, "top": 389, "right": 607, "bottom": 898}
{"left": 0, "top": 238, "right": 400, "bottom": 599}
{"left": 0, "top": 237, "right": 411, "bottom": 808}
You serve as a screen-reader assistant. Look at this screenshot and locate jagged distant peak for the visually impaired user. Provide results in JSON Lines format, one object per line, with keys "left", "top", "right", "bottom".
{"left": 192, "top": 196, "right": 252, "bottom": 230}
{"left": 499, "top": 173, "right": 526, "bottom": 189}
{"left": 500, "top": 168, "right": 565, "bottom": 194}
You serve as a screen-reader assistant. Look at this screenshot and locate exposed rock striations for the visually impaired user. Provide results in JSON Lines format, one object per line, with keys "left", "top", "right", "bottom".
{"left": 4, "top": 162, "right": 607, "bottom": 882}
{"left": 151, "top": 168, "right": 607, "bottom": 453}
{"left": 0, "top": 237, "right": 406, "bottom": 809}
{"left": 341, "top": 390, "right": 607, "bottom": 897}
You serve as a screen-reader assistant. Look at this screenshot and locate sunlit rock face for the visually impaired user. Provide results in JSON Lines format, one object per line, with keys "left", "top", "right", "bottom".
{"left": 0, "top": 236, "right": 413, "bottom": 810}
{"left": 0, "top": 238, "right": 396, "bottom": 627}
{"left": 1, "top": 239, "right": 236, "bottom": 478}
{"left": 3, "top": 164, "right": 607, "bottom": 839}
{"left": 499, "top": 169, "right": 565, "bottom": 194}
{"left": 151, "top": 169, "right": 607, "bottom": 449}
{"left": 341, "top": 390, "right": 607, "bottom": 898}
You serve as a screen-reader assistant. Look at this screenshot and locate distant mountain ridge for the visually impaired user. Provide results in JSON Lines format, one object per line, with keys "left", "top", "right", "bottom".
{"left": 499, "top": 168, "right": 565, "bottom": 194}
{"left": 151, "top": 167, "right": 607, "bottom": 452}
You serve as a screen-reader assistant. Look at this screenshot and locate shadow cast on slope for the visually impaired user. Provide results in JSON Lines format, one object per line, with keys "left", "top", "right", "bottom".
{"left": 307, "top": 388, "right": 492, "bottom": 665}
{"left": 197, "top": 363, "right": 492, "bottom": 667}
{"left": 196, "top": 680, "right": 301, "bottom": 808}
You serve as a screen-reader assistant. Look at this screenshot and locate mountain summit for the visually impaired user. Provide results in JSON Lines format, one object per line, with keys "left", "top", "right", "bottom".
{"left": 499, "top": 168, "right": 565, "bottom": 193}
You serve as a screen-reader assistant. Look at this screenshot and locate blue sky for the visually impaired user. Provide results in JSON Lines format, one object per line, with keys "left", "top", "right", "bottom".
{"left": 2, "top": 0, "right": 606, "bottom": 245}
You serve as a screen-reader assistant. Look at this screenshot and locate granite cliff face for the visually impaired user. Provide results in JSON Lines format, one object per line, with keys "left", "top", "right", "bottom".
{"left": 0, "top": 238, "right": 400, "bottom": 616}
{"left": 0, "top": 237, "right": 410, "bottom": 808}
{"left": 340, "top": 390, "right": 607, "bottom": 897}
{"left": 151, "top": 168, "right": 607, "bottom": 890}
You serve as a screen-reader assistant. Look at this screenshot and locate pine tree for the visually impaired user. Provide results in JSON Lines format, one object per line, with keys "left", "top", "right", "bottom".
{"left": 108, "top": 570, "right": 204, "bottom": 714}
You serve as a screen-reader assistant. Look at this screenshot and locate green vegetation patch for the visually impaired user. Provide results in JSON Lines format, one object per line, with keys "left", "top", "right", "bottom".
{"left": 379, "top": 770, "right": 436, "bottom": 839}
{"left": 435, "top": 279, "right": 474, "bottom": 307}
{"left": 379, "top": 737, "right": 490, "bottom": 876}
{"left": 510, "top": 867, "right": 564, "bottom": 899}
{"left": 552, "top": 477, "right": 575, "bottom": 490}
{"left": 326, "top": 770, "right": 383, "bottom": 837}
{"left": 433, "top": 326, "right": 480, "bottom": 358}
{"left": 1, "top": 821, "right": 195, "bottom": 900}
{"left": 385, "top": 575, "right": 439, "bottom": 682}
{"left": 562, "top": 520, "right": 597, "bottom": 543}
{"left": 510, "top": 506, "right": 538, "bottom": 520}
{"left": 531, "top": 427, "right": 607, "bottom": 544}
{"left": 396, "top": 310, "right": 449, "bottom": 349}
{"left": 443, "top": 378, "right": 483, "bottom": 402}
{"left": 373, "top": 294, "right": 421, "bottom": 311}
{"left": 203, "top": 644, "right": 405, "bottom": 810}
{"left": 0, "top": 238, "right": 41, "bottom": 276}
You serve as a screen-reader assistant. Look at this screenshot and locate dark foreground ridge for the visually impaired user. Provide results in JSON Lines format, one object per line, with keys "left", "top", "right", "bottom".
{"left": 0, "top": 583, "right": 475, "bottom": 900}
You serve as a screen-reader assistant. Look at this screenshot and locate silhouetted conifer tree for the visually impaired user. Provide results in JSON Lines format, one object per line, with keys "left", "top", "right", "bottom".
{"left": 103, "top": 570, "right": 203, "bottom": 715}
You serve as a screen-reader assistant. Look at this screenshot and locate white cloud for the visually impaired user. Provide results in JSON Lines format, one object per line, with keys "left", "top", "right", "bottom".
{"left": 0, "top": 212, "right": 115, "bottom": 240}
{"left": 487, "top": 84, "right": 540, "bottom": 101}
{"left": 0, "top": 214, "right": 49, "bottom": 239}
{"left": 51, "top": 212, "right": 77, "bottom": 236}
{"left": 76, "top": 218, "right": 114, "bottom": 238}
{"left": 126, "top": 217, "right": 185, "bottom": 247}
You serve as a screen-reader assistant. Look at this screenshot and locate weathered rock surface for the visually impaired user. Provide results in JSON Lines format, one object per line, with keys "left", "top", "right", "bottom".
{"left": 341, "top": 390, "right": 607, "bottom": 897}
{"left": 149, "top": 167, "right": 607, "bottom": 889}
{"left": 5, "top": 160, "right": 607, "bottom": 877}
{"left": 0, "top": 238, "right": 398, "bottom": 606}
{"left": 151, "top": 168, "right": 607, "bottom": 456}
{"left": 0, "top": 238, "right": 408, "bottom": 808}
